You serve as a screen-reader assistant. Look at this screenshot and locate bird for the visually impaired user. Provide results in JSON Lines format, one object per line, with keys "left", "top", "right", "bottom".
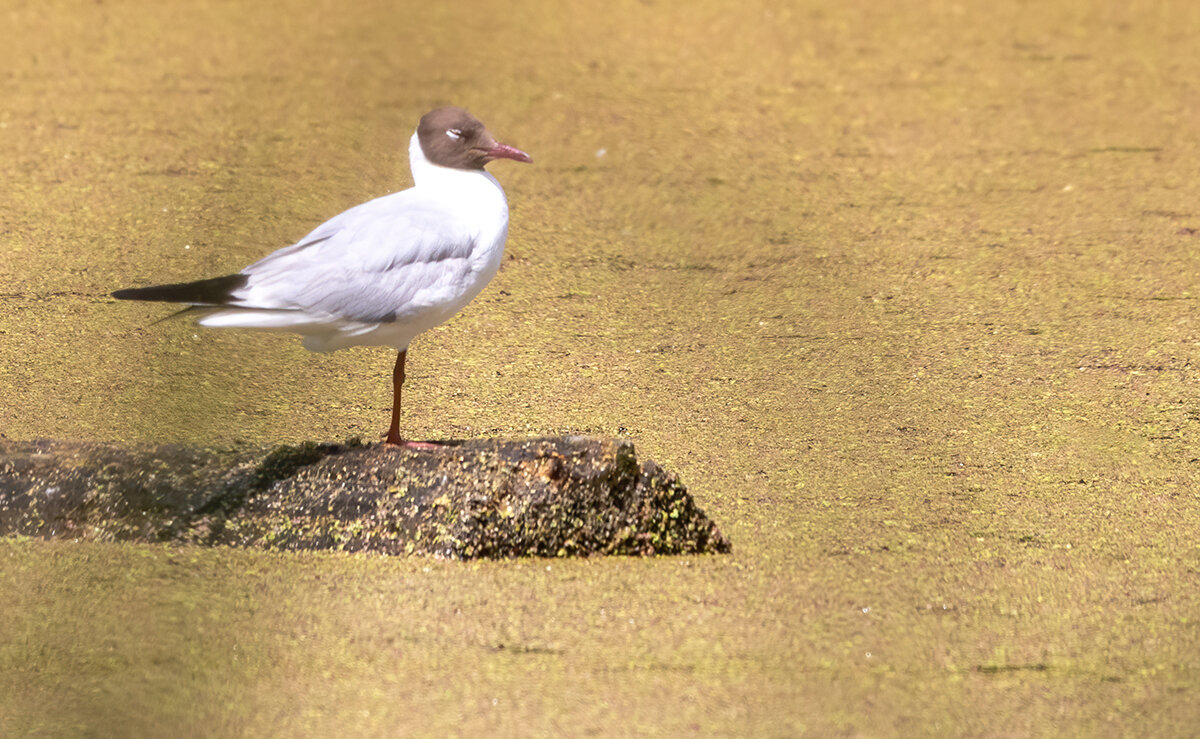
{"left": 112, "top": 106, "right": 532, "bottom": 446}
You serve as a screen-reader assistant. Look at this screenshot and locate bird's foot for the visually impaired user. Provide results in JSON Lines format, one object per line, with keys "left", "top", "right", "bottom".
{"left": 383, "top": 431, "right": 442, "bottom": 450}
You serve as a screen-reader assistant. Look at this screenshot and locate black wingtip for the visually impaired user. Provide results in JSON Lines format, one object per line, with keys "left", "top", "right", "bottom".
{"left": 111, "top": 273, "right": 249, "bottom": 305}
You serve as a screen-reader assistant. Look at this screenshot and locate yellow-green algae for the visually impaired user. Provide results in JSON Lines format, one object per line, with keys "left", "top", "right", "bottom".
{"left": 3, "top": 0, "right": 1200, "bottom": 734}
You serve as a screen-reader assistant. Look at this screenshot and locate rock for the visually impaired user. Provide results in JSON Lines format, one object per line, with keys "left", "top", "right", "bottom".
{"left": 0, "top": 437, "right": 731, "bottom": 558}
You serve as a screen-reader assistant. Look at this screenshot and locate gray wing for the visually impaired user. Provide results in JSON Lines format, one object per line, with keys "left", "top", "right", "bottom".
{"left": 232, "top": 189, "right": 479, "bottom": 323}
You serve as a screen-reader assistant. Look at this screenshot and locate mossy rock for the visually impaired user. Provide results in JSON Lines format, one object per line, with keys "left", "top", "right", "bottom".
{"left": 0, "top": 437, "right": 730, "bottom": 558}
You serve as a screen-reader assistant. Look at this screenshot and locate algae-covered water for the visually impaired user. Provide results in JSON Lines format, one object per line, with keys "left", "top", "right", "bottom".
{"left": 3, "top": 0, "right": 1200, "bottom": 734}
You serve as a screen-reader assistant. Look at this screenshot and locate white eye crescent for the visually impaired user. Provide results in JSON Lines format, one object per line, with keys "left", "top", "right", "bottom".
{"left": 446, "top": 129, "right": 463, "bottom": 141}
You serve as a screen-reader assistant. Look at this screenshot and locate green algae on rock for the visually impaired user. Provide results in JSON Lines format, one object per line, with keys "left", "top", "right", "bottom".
{"left": 0, "top": 437, "right": 729, "bottom": 558}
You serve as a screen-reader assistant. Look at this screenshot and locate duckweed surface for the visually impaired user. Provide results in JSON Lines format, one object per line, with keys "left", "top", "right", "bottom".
{"left": 3, "top": 0, "right": 1200, "bottom": 734}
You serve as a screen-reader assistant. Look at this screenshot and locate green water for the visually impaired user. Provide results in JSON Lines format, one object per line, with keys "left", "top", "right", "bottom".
{"left": 3, "top": 0, "right": 1200, "bottom": 733}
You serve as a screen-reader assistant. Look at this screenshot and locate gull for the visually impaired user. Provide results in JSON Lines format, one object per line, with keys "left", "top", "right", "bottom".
{"left": 112, "top": 106, "right": 532, "bottom": 446}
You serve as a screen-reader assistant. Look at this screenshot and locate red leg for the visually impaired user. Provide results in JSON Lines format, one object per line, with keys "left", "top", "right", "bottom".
{"left": 383, "top": 349, "right": 442, "bottom": 449}
{"left": 384, "top": 349, "right": 406, "bottom": 445}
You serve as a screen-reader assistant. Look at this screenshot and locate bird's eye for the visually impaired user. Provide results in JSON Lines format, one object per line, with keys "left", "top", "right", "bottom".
{"left": 446, "top": 129, "right": 463, "bottom": 141}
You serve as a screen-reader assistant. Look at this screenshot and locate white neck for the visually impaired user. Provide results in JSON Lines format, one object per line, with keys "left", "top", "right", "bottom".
{"left": 405, "top": 131, "right": 511, "bottom": 260}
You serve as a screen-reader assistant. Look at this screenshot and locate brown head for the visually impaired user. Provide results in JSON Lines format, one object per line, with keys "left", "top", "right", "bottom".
{"left": 417, "top": 107, "right": 532, "bottom": 170}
